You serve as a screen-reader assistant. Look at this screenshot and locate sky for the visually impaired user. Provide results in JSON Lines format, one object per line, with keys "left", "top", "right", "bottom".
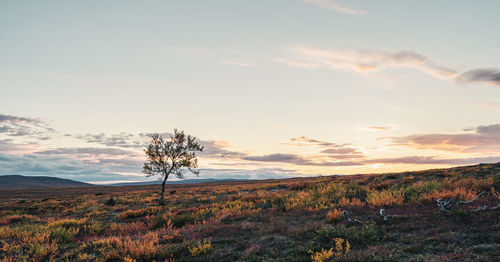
{"left": 1, "top": 0, "right": 500, "bottom": 184}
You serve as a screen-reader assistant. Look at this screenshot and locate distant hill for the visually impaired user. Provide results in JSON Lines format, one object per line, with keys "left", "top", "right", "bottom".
{"left": 110, "top": 178, "right": 247, "bottom": 186}
{"left": 0, "top": 175, "right": 93, "bottom": 189}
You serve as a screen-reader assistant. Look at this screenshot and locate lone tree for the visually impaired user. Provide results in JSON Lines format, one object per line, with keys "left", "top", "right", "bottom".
{"left": 143, "top": 129, "right": 204, "bottom": 205}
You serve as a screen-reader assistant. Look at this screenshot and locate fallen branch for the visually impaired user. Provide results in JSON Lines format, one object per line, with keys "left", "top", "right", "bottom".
{"left": 342, "top": 210, "right": 363, "bottom": 224}
{"left": 490, "top": 203, "right": 500, "bottom": 210}
{"left": 457, "top": 191, "right": 485, "bottom": 204}
{"left": 472, "top": 205, "right": 488, "bottom": 212}
{"left": 436, "top": 198, "right": 456, "bottom": 213}
{"left": 379, "top": 208, "right": 397, "bottom": 221}
{"left": 472, "top": 203, "right": 500, "bottom": 212}
{"left": 436, "top": 191, "right": 486, "bottom": 212}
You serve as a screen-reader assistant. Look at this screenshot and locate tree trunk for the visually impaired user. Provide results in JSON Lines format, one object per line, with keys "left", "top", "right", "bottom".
{"left": 160, "top": 177, "right": 167, "bottom": 205}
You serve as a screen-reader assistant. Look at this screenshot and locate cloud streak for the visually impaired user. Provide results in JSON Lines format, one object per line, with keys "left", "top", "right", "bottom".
{"left": 200, "top": 140, "right": 247, "bottom": 159}
{"left": 365, "top": 156, "right": 500, "bottom": 166}
{"left": 243, "top": 153, "right": 363, "bottom": 166}
{"left": 0, "top": 113, "right": 54, "bottom": 138}
{"left": 243, "top": 152, "right": 500, "bottom": 167}
{"left": 457, "top": 68, "right": 500, "bottom": 87}
{"left": 287, "top": 136, "right": 363, "bottom": 158}
{"left": 301, "top": 0, "right": 365, "bottom": 15}
{"left": 74, "top": 133, "right": 146, "bottom": 148}
{"left": 278, "top": 45, "right": 500, "bottom": 87}
{"left": 277, "top": 45, "right": 458, "bottom": 79}
{"left": 366, "top": 126, "right": 392, "bottom": 131}
{"left": 384, "top": 124, "right": 500, "bottom": 153}
{"left": 219, "top": 59, "right": 254, "bottom": 67}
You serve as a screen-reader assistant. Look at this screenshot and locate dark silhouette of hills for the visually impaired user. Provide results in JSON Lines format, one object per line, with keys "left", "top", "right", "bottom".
{"left": 109, "top": 178, "right": 247, "bottom": 186}
{"left": 0, "top": 175, "right": 93, "bottom": 189}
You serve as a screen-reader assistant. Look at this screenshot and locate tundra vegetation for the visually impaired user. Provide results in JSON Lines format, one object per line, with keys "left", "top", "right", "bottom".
{"left": 0, "top": 163, "right": 499, "bottom": 261}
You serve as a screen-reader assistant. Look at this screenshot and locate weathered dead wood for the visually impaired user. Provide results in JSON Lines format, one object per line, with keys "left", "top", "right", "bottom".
{"left": 472, "top": 205, "right": 488, "bottom": 212}
{"left": 342, "top": 210, "right": 363, "bottom": 224}
{"left": 379, "top": 208, "right": 397, "bottom": 221}
{"left": 457, "top": 191, "right": 485, "bottom": 204}
{"left": 436, "top": 191, "right": 499, "bottom": 213}
{"left": 472, "top": 203, "right": 500, "bottom": 212}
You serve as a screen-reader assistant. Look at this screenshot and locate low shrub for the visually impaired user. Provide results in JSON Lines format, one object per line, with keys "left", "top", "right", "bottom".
{"left": 118, "top": 207, "right": 160, "bottom": 220}
{"left": 173, "top": 213, "right": 195, "bottom": 227}
{"left": 345, "top": 183, "right": 368, "bottom": 201}
{"left": 309, "top": 238, "right": 350, "bottom": 262}
{"left": 326, "top": 208, "right": 342, "bottom": 223}
{"left": 50, "top": 226, "right": 79, "bottom": 244}
{"left": 266, "top": 195, "right": 289, "bottom": 212}
{"left": 366, "top": 190, "right": 404, "bottom": 207}
{"left": 189, "top": 239, "right": 211, "bottom": 256}
{"left": 47, "top": 218, "right": 86, "bottom": 229}
{"left": 315, "top": 222, "right": 379, "bottom": 245}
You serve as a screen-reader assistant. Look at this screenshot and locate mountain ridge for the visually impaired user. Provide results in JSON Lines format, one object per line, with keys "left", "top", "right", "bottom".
{"left": 0, "top": 175, "right": 93, "bottom": 189}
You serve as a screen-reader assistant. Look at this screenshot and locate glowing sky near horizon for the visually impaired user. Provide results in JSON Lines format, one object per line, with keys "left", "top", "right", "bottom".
{"left": 1, "top": 1, "right": 500, "bottom": 183}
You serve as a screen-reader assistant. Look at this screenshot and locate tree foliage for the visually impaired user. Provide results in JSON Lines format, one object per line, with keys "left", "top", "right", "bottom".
{"left": 143, "top": 129, "right": 203, "bottom": 204}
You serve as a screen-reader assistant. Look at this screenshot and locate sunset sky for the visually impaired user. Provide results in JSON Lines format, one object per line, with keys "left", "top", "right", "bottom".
{"left": 1, "top": 1, "right": 500, "bottom": 183}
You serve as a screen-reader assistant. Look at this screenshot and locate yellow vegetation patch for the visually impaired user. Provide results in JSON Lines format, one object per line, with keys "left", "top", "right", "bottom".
{"left": 326, "top": 208, "right": 343, "bottom": 223}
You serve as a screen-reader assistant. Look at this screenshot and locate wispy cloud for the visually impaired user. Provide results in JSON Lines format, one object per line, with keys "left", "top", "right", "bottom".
{"left": 243, "top": 153, "right": 363, "bottom": 166}
{"left": 300, "top": 0, "right": 365, "bottom": 15}
{"left": 364, "top": 126, "right": 393, "bottom": 131}
{"left": 75, "top": 132, "right": 246, "bottom": 160}
{"left": 474, "top": 102, "right": 500, "bottom": 110}
{"left": 383, "top": 124, "right": 500, "bottom": 153}
{"left": 0, "top": 113, "right": 54, "bottom": 139}
{"left": 456, "top": 68, "right": 500, "bottom": 87}
{"left": 243, "top": 152, "right": 500, "bottom": 167}
{"left": 288, "top": 136, "right": 339, "bottom": 147}
{"left": 200, "top": 140, "right": 247, "bottom": 159}
{"left": 365, "top": 156, "right": 500, "bottom": 166}
{"left": 277, "top": 45, "right": 458, "bottom": 79}
{"left": 219, "top": 59, "right": 254, "bottom": 67}
{"left": 277, "top": 45, "right": 500, "bottom": 87}
{"left": 74, "top": 133, "right": 148, "bottom": 149}
{"left": 36, "top": 147, "right": 138, "bottom": 158}
{"left": 287, "top": 136, "right": 363, "bottom": 158}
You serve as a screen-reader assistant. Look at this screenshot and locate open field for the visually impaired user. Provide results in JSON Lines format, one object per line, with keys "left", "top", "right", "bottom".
{"left": 1, "top": 163, "right": 499, "bottom": 261}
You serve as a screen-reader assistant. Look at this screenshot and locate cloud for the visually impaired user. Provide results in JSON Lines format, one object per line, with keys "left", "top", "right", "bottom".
{"left": 74, "top": 133, "right": 147, "bottom": 149}
{"left": 300, "top": 0, "right": 365, "bottom": 15}
{"left": 289, "top": 136, "right": 339, "bottom": 147}
{"left": 198, "top": 167, "right": 300, "bottom": 180}
{"left": 457, "top": 68, "right": 500, "bottom": 87}
{"left": 219, "top": 59, "right": 254, "bottom": 67}
{"left": 384, "top": 124, "right": 500, "bottom": 153}
{"left": 243, "top": 152, "right": 500, "bottom": 168}
{"left": 320, "top": 148, "right": 359, "bottom": 154}
{"left": 199, "top": 140, "right": 247, "bottom": 159}
{"left": 324, "top": 154, "right": 364, "bottom": 159}
{"left": 0, "top": 114, "right": 40, "bottom": 124}
{"left": 366, "top": 126, "right": 392, "bottom": 131}
{"left": 278, "top": 45, "right": 500, "bottom": 88}
{"left": 0, "top": 139, "right": 41, "bottom": 154}
{"left": 244, "top": 153, "right": 306, "bottom": 163}
{"left": 277, "top": 45, "right": 458, "bottom": 79}
{"left": 0, "top": 150, "right": 147, "bottom": 183}
{"left": 243, "top": 153, "right": 363, "bottom": 166}
{"left": 74, "top": 132, "right": 247, "bottom": 160}
{"left": 36, "top": 147, "right": 138, "bottom": 157}
{"left": 288, "top": 136, "right": 363, "bottom": 158}
{"left": 0, "top": 113, "right": 54, "bottom": 138}
{"left": 365, "top": 155, "right": 500, "bottom": 166}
